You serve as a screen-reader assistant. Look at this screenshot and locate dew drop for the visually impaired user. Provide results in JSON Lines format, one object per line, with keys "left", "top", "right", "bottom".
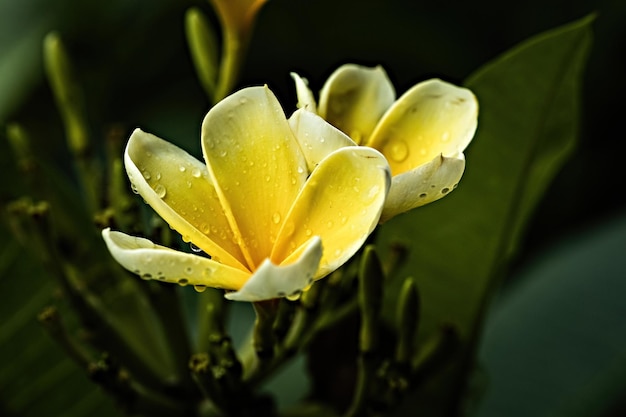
{"left": 284, "top": 222, "right": 295, "bottom": 237}
{"left": 154, "top": 184, "right": 167, "bottom": 198}
{"left": 419, "top": 192, "right": 428, "bottom": 198}
{"left": 194, "top": 285, "right": 207, "bottom": 293}
{"left": 182, "top": 235, "right": 191, "bottom": 243}
{"left": 141, "top": 273, "right": 152, "bottom": 280}
{"left": 220, "top": 150, "right": 228, "bottom": 157}
{"left": 272, "top": 212, "right": 282, "bottom": 224}
{"left": 327, "top": 220, "right": 334, "bottom": 228}
{"left": 340, "top": 215, "right": 348, "bottom": 225}
{"left": 190, "top": 243, "right": 202, "bottom": 253}
{"left": 239, "top": 97, "right": 248, "bottom": 104}
{"left": 441, "top": 187, "right": 450, "bottom": 194}
{"left": 367, "top": 185, "right": 381, "bottom": 201}
{"left": 155, "top": 172, "right": 162, "bottom": 180}
{"left": 305, "top": 228, "right": 312, "bottom": 237}
{"left": 191, "top": 168, "right": 202, "bottom": 178}
{"left": 131, "top": 184, "right": 139, "bottom": 194}
{"left": 142, "top": 171, "right": 151, "bottom": 180}
{"left": 178, "top": 278, "right": 189, "bottom": 286}
{"left": 287, "top": 291, "right": 302, "bottom": 301}
{"left": 384, "top": 140, "right": 409, "bottom": 162}
{"left": 297, "top": 166, "right": 305, "bottom": 174}
{"left": 291, "top": 176, "right": 297, "bottom": 185}
{"left": 201, "top": 224, "right": 210, "bottom": 234}
{"left": 179, "top": 165, "right": 186, "bottom": 172}
{"left": 185, "top": 266, "right": 193, "bottom": 275}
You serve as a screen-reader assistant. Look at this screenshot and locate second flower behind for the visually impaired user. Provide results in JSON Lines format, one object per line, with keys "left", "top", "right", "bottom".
{"left": 292, "top": 64, "right": 479, "bottom": 221}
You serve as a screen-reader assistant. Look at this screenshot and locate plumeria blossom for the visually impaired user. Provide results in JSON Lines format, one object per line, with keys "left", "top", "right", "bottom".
{"left": 102, "top": 86, "right": 390, "bottom": 302}
{"left": 292, "top": 64, "right": 478, "bottom": 222}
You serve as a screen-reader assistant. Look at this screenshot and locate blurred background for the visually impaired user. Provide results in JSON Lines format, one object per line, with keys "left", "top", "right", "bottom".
{"left": 1, "top": 0, "right": 624, "bottom": 416}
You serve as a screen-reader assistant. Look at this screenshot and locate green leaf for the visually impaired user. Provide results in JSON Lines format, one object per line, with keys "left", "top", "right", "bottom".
{"left": 0, "top": 236, "right": 121, "bottom": 417}
{"left": 378, "top": 14, "right": 594, "bottom": 414}
{"left": 477, "top": 213, "right": 626, "bottom": 417}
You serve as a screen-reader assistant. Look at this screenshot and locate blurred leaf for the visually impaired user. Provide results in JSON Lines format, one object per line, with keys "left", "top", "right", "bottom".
{"left": 377, "top": 14, "right": 593, "bottom": 415}
{"left": 0, "top": 234, "right": 121, "bottom": 417}
{"left": 476, "top": 213, "right": 626, "bottom": 417}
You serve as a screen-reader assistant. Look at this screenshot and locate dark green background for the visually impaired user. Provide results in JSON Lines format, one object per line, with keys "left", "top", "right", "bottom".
{"left": 1, "top": 0, "right": 624, "bottom": 416}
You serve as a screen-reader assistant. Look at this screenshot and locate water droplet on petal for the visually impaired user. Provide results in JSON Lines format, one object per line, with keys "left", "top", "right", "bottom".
{"left": 272, "top": 212, "right": 282, "bottom": 224}
{"left": 179, "top": 165, "right": 186, "bottom": 172}
{"left": 419, "top": 192, "right": 428, "bottom": 198}
{"left": 190, "top": 243, "right": 203, "bottom": 252}
{"left": 185, "top": 266, "right": 193, "bottom": 274}
{"left": 191, "top": 168, "right": 202, "bottom": 178}
{"left": 284, "top": 222, "right": 295, "bottom": 237}
{"left": 142, "top": 171, "right": 151, "bottom": 180}
{"left": 131, "top": 184, "right": 139, "bottom": 194}
{"left": 441, "top": 187, "right": 450, "bottom": 194}
{"left": 182, "top": 235, "right": 191, "bottom": 243}
{"left": 154, "top": 184, "right": 166, "bottom": 198}
{"left": 220, "top": 150, "right": 228, "bottom": 157}
{"left": 327, "top": 220, "right": 334, "bottom": 228}
{"left": 297, "top": 166, "right": 305, "bottom": 174}
{"left": 305, "top": 229, "right": 312, "bottom": 237}
{"left": 155, "top": 172, "right": 162, "bottom": 180}
{"left": 384, "top": 140, "right": 409, "bottom": 162}
{"left": 178, "top": 278, "right": 189, "bottom": 286}
{"left": 287, "top": 290, "right": 302, "bottom": 301}
{"left": 194, "top": 285, "right": 207, "bottom": 293}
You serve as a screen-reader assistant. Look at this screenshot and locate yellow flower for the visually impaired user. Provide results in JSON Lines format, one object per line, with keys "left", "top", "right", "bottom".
{"left": 102, "top": 86, "right": 390, "bottom": 302}
{"left": 292, "top": 64, "right": 478, "bottom": 222}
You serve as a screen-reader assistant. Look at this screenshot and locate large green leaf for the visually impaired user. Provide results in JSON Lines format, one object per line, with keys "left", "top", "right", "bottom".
{"left": 477, "top": 213, "right": 626, "bottom": 417}
{"left": 378, "top": 14, "right": 593, "bottom": 414}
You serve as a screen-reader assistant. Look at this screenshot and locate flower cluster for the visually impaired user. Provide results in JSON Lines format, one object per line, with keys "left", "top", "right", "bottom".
{"left": 103, "top": 65, "right": 478, "bottom": 302}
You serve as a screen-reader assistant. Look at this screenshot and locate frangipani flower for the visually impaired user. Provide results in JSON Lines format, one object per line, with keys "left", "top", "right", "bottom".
{"left": 292, "top": 64, "right": 478, "bottom": 222}
{"left": 102, "top": 86, "right": 390, "bottom": 302}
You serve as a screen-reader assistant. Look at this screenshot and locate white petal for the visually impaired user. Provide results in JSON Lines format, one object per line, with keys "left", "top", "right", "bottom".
{"left": 288, "top": 108, "right": 356, "bottom": 172}
{"left": 380, "top": 154, "right": 466, "bottom": 222}
{"left": 290, "top": 72, "right": 317, "bottom": 112}
{"left": 318, "top": 64, "right": 395, "bottom": 144}
{"left": 102, "top": 228, "right": 249, "bottom": 290}
{"left": 225, "top": 236, "right": 322, "bottom": 302}
{"left": 124, "top": 128, "right": 247, "bottom": 270}
{"left": 368, "top": 78, "right": 478, "bottom": 176}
